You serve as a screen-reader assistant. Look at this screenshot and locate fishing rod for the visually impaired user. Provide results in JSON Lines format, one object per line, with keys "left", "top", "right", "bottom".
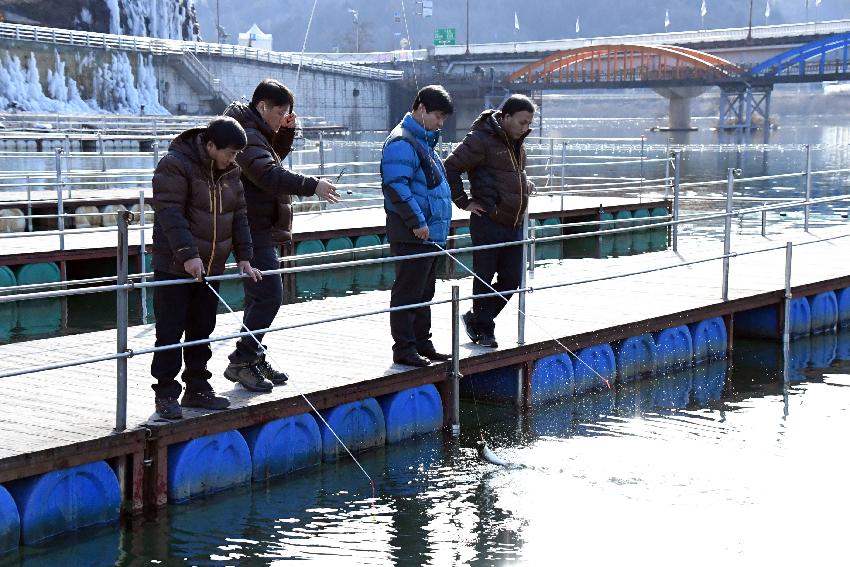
{"left": 202, "top": 278, "right": 376, "bottom": 498}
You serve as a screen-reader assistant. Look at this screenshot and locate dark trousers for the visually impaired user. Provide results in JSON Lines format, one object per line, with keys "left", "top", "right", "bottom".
{"left": 469, "top": 214, "right": 524, "bottom": 334}
{"left": 389, "top": 241, "right": 438, "bottom": 355}
{"left": 150, "top": 272, "right": 220, "bottom": 398}
{"left": 229, "top": 246, "right": 282, "bottom": 363}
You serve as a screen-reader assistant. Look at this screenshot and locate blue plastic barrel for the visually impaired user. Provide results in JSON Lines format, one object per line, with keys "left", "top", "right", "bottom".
{"left": 530, "top": 353, "right": 575, "bottom": 403}
{"left": 0, "top": 485, "right": 19, "bottom": 553}
{"left": 808, "top": 291, "right": 838, "bottom": 334}
{"left": 631, "top": 209, "right": 651, "bottom": 254}
{"left": 167, "top": 431, "right": 252, "bottom": 503}
{"left": 5, "top": 461, "right": 120, "bottom": 544}
{"left": 616, "top": 334, "right": 657, "bottom": 382}
{"left": 353, "top": 234, "right": 383, "bottom": 291}
{"left": 808, "top": 333, "right": 837, "bottom": 369}
{"left": 734, "top": 299, "right": 810, "bottom": 339}
{"left": 460, "top": 366, "right": 520, "bottom": 404}
{"left": 572, "top": 344, "right": 616, "bottom": 395}
{"left": 654, "top": 325, "right": 694, "bottom": 370}
{"left": 692, "top": 360, "right": 727, "bottom": 406}
{"left": 241, "top": 414, "right": 322, "bottom": 481}
{"left": 318, "top": 398, "right": 386, "bottom": 461}
{"left": 15, "top": 262, "right": 60, "bottom": 285}
{"left": 649, "top": 207, "right": 668, "bottom": 251}
{"left": 837, "top": 329, "right": 850, "bottom": 361}
{"left": 689, "top": 317, "right": 728, "bottom": 363}
{"left": 294, "top": 240, "right": 326, "bottom": 298}
{"left": 324, "top": 237, "right": 354, "bottom": 295}
{"left": 0, "top": 266, "right": 15, "bottom": 288}
{"left": 377, "top": 384, "right": 443, "bottom": 443}
{"left": 837, "top": 287, "right": 850, "bottom": 327}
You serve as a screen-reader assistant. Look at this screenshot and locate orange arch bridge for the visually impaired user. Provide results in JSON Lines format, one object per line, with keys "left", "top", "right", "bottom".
{"left": 509, "top": 45, "right": 741, "bottom": 85}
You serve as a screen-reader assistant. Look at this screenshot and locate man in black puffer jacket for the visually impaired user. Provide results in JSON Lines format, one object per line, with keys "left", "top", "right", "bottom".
{"left": 223, "top": 79, "right": 340, "bottom": 392}
{"left": 150, "top": 116, "right": 262, "bottom": 420}
{"left": 444, "top": 94, "right": 536, "bottom": 349}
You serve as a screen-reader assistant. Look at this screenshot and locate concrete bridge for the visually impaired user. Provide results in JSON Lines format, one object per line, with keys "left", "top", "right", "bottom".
{"left": 0, "top": 22, "right": 404, "bottom": 131}
{"left": 425, "top": 20, "right": 850, "bottom": 137}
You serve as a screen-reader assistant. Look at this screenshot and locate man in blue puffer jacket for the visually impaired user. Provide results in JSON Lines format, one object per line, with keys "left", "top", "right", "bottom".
{"left": 381, "top": 85, "right": 454, "bottom": 367}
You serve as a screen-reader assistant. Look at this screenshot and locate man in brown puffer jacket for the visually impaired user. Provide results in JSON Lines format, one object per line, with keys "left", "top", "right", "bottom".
{"left": 223, "top": 79, "right": 340, "bottom": 392}
{"left": 444, "top": 94, "right": 536, "bottom": 349}
{"left": 150, "top": 116, "right": 262, "bottom": 420}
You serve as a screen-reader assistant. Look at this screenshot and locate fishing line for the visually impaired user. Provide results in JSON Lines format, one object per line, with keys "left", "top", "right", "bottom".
{"left": 432, "top": 242, "right": 612, "bottom": 389}
{"left": 399, "top": 0, "right": 419, "bottom": 91}
{"left": 203, "top": 279, "right": 376, "bottom": 498}
{"left": 294, "top": 0, "right": 321, "bottom": 94}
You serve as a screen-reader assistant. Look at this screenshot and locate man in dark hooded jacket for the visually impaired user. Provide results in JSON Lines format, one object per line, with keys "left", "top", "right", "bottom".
{"left": 223, "top": 79, "right": 340, "bottom": 392}
{"left": 444, "top": 94, "right": 536, "bottom": 349}
{"left": 150, "top": 116, "right": 262, "bottom": 420}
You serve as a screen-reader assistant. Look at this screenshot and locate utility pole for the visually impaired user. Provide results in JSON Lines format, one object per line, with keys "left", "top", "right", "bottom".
{"left": 348, "top": 9, "right": 360, "bottom": 53}
{"left": 746, "top": 0, "right": 754, "bottom": 41}
{"left": 465, "top": 0, "right": 470, "bottom": 55}
{"left": 216, "top": 0, "right": 221, "bottom": 44}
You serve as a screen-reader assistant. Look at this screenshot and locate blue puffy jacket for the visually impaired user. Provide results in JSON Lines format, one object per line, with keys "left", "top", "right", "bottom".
{"left": 381, "top": 113, "right": 452, "bottom": 246}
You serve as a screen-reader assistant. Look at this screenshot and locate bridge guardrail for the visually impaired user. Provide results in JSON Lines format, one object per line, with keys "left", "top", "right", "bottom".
{"left": 0, "top": 22, "right": 403, "bottom": 82}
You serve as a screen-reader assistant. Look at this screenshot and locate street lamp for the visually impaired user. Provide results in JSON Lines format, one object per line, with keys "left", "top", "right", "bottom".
{"left": 348, "top": 8, "right": 360, "bottom": 53}
{"left": 746, "top": 0, "right": 754, "bottom": 40}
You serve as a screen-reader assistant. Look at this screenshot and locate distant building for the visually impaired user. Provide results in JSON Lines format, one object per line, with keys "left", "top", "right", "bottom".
{"left": 238, "top": 24, "right": 272, "bottom": 51}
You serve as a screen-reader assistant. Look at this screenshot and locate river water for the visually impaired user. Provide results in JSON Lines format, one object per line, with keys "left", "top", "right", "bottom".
{"left": 4, "top": 96, "right": 850, "bottom": 564}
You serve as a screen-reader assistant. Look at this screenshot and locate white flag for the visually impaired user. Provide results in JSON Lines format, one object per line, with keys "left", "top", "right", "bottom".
{"left": 514, "top": 12, "right": 520, "bottom": 31}
{"left": 701, "top": 0, "right": 707, "bottom": 17}
{"left": 575, "top": 16, "right": 580, "bottom": 34}
{"left": 765, "top": 0, "right": 770, "bottom": 18}
{"left": 665, "top": 9, "right": 670, "bottom": 29}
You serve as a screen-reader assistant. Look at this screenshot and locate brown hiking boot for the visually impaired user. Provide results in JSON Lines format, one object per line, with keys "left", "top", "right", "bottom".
{"left": 224, "top": 361, "right": 274, "bottom": 392}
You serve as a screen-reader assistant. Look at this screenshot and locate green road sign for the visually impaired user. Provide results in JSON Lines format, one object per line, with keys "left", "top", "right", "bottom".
{"left": 434, "top": 28, "right": 456, "bottom": 46}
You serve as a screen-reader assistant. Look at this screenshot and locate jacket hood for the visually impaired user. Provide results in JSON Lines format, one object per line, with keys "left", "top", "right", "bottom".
{"left": 401, "top": 112, "right": 440, "bottom": 148}
{"left": 223, "top": 100, "right": 275, "bottom": 140}
{"left": 471, "top": 109, "right": 531, "bottom": 144}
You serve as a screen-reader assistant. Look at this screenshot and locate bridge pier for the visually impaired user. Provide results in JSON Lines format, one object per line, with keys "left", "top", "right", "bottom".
{"left": 652, "top": 87, "right": 709, "bottom": 131}
{"left": 719, "top": 85, "right": 772, "bottom": 141}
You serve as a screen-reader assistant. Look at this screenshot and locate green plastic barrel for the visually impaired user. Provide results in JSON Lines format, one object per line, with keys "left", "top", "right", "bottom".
{"left": 294, "top": 240, "right": 326, "bottom": 299}
{"left": 15, "top": 263, "right": 61, "bottom": 337}
{"left": 353, "top": 235, "right": 383, "bottom": 291}
{"left": 631, "top": 209, "right": 651, "bottom": 254}
{"left": 324, "top": 237, "right": 354, "bottom": 296}
{"left": 449, "top": 226, "right": 473, "bottom": 277}
{"left": 0, "top": 266, "right": 17, "bottom": 339}
{"left": 535, "top": 218, "right": 561, "bottom": 261}
{"left": 613, "top": 210, "right": 633, "bottom": 256}
{"left": 649, "top": 207, "right": 669, "bottom": 251}
{"left": 381, "top": 234, "right": 396, "bottom": 287}
{"left": 598, "top": 212, "right": 615, "bottom": 258}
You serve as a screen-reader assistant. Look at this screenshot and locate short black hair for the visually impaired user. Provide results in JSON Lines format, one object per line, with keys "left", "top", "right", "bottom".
{"left": 251, "top": 79, "right": 295, "bottom": 110}
{"left": 501, "top": 94, "right": 536, "bottom": 117}
{"left": 412, "top": 85, "right": 453, "bottom": 115}
{"left": 205, "top": 116, "right": 247, "bottom": 150}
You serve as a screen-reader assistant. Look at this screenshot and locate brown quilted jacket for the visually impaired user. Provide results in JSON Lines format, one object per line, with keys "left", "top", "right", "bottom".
{"left": 223, "top": 101, "right": 319, "bottom": 247}
{"left": 151, "top": 128, "right": 252, "bottom": 276}
{"left": 444, "top": 109, "right": 533, "bottom": 228}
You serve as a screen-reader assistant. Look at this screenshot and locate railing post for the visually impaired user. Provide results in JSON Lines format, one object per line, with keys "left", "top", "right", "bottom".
{"left": 761, "top": 208, "right": 767, "bottom": 236}
{"left": 548, "top": 138, "right": 554, "bottom": 188}
{"left": 449, "top": 285, "right": 461, "bottom": 435}
{"left": 54, "top": 148, "right": 65, "bottom": 251}
{"left": 152, "top": 138, "right": 160, "bottom": 168}
{"left": 517, "top": 206, "right": 530, "bottom": 346}
{"left": 115, "top": 210, "right": 132, "bottom": 432}
{"left": 25, "top": 175, "right": 32, "bottom": 232}
{"left": 639, "top": 135, "right": 645, "bottom": 189}
{"left": 664, "top": 140, "right": 671, "bottom": 199}
{"left": 722, "top": 168, "right": 736, "bottom": 301}
{"left": 318, "top": 131, "right": 325, "bottom": 177}
{"left": 529, "top": 222, "right": 536, "bottom": 279}
{"left": 672, "top": 151, "right": 681, "bottom": 252}
{"left": 138, "top": 190, "right": 148, "bottom": 323}
{"left": 782, "top": 242, "right": 793, "bottom": 346}
{"left": 98, "top": 131, "right": 106, "bottom": 172}
{"left": 803, "top": 143, "right": 811, "bottom": 232}
{"left": 560, "top": 141, "right": 566, "bottom": 194}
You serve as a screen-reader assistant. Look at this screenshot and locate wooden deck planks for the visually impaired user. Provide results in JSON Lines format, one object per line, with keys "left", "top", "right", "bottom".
{"left": 0, "top": 226, "right": 847, "bottom": 472}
